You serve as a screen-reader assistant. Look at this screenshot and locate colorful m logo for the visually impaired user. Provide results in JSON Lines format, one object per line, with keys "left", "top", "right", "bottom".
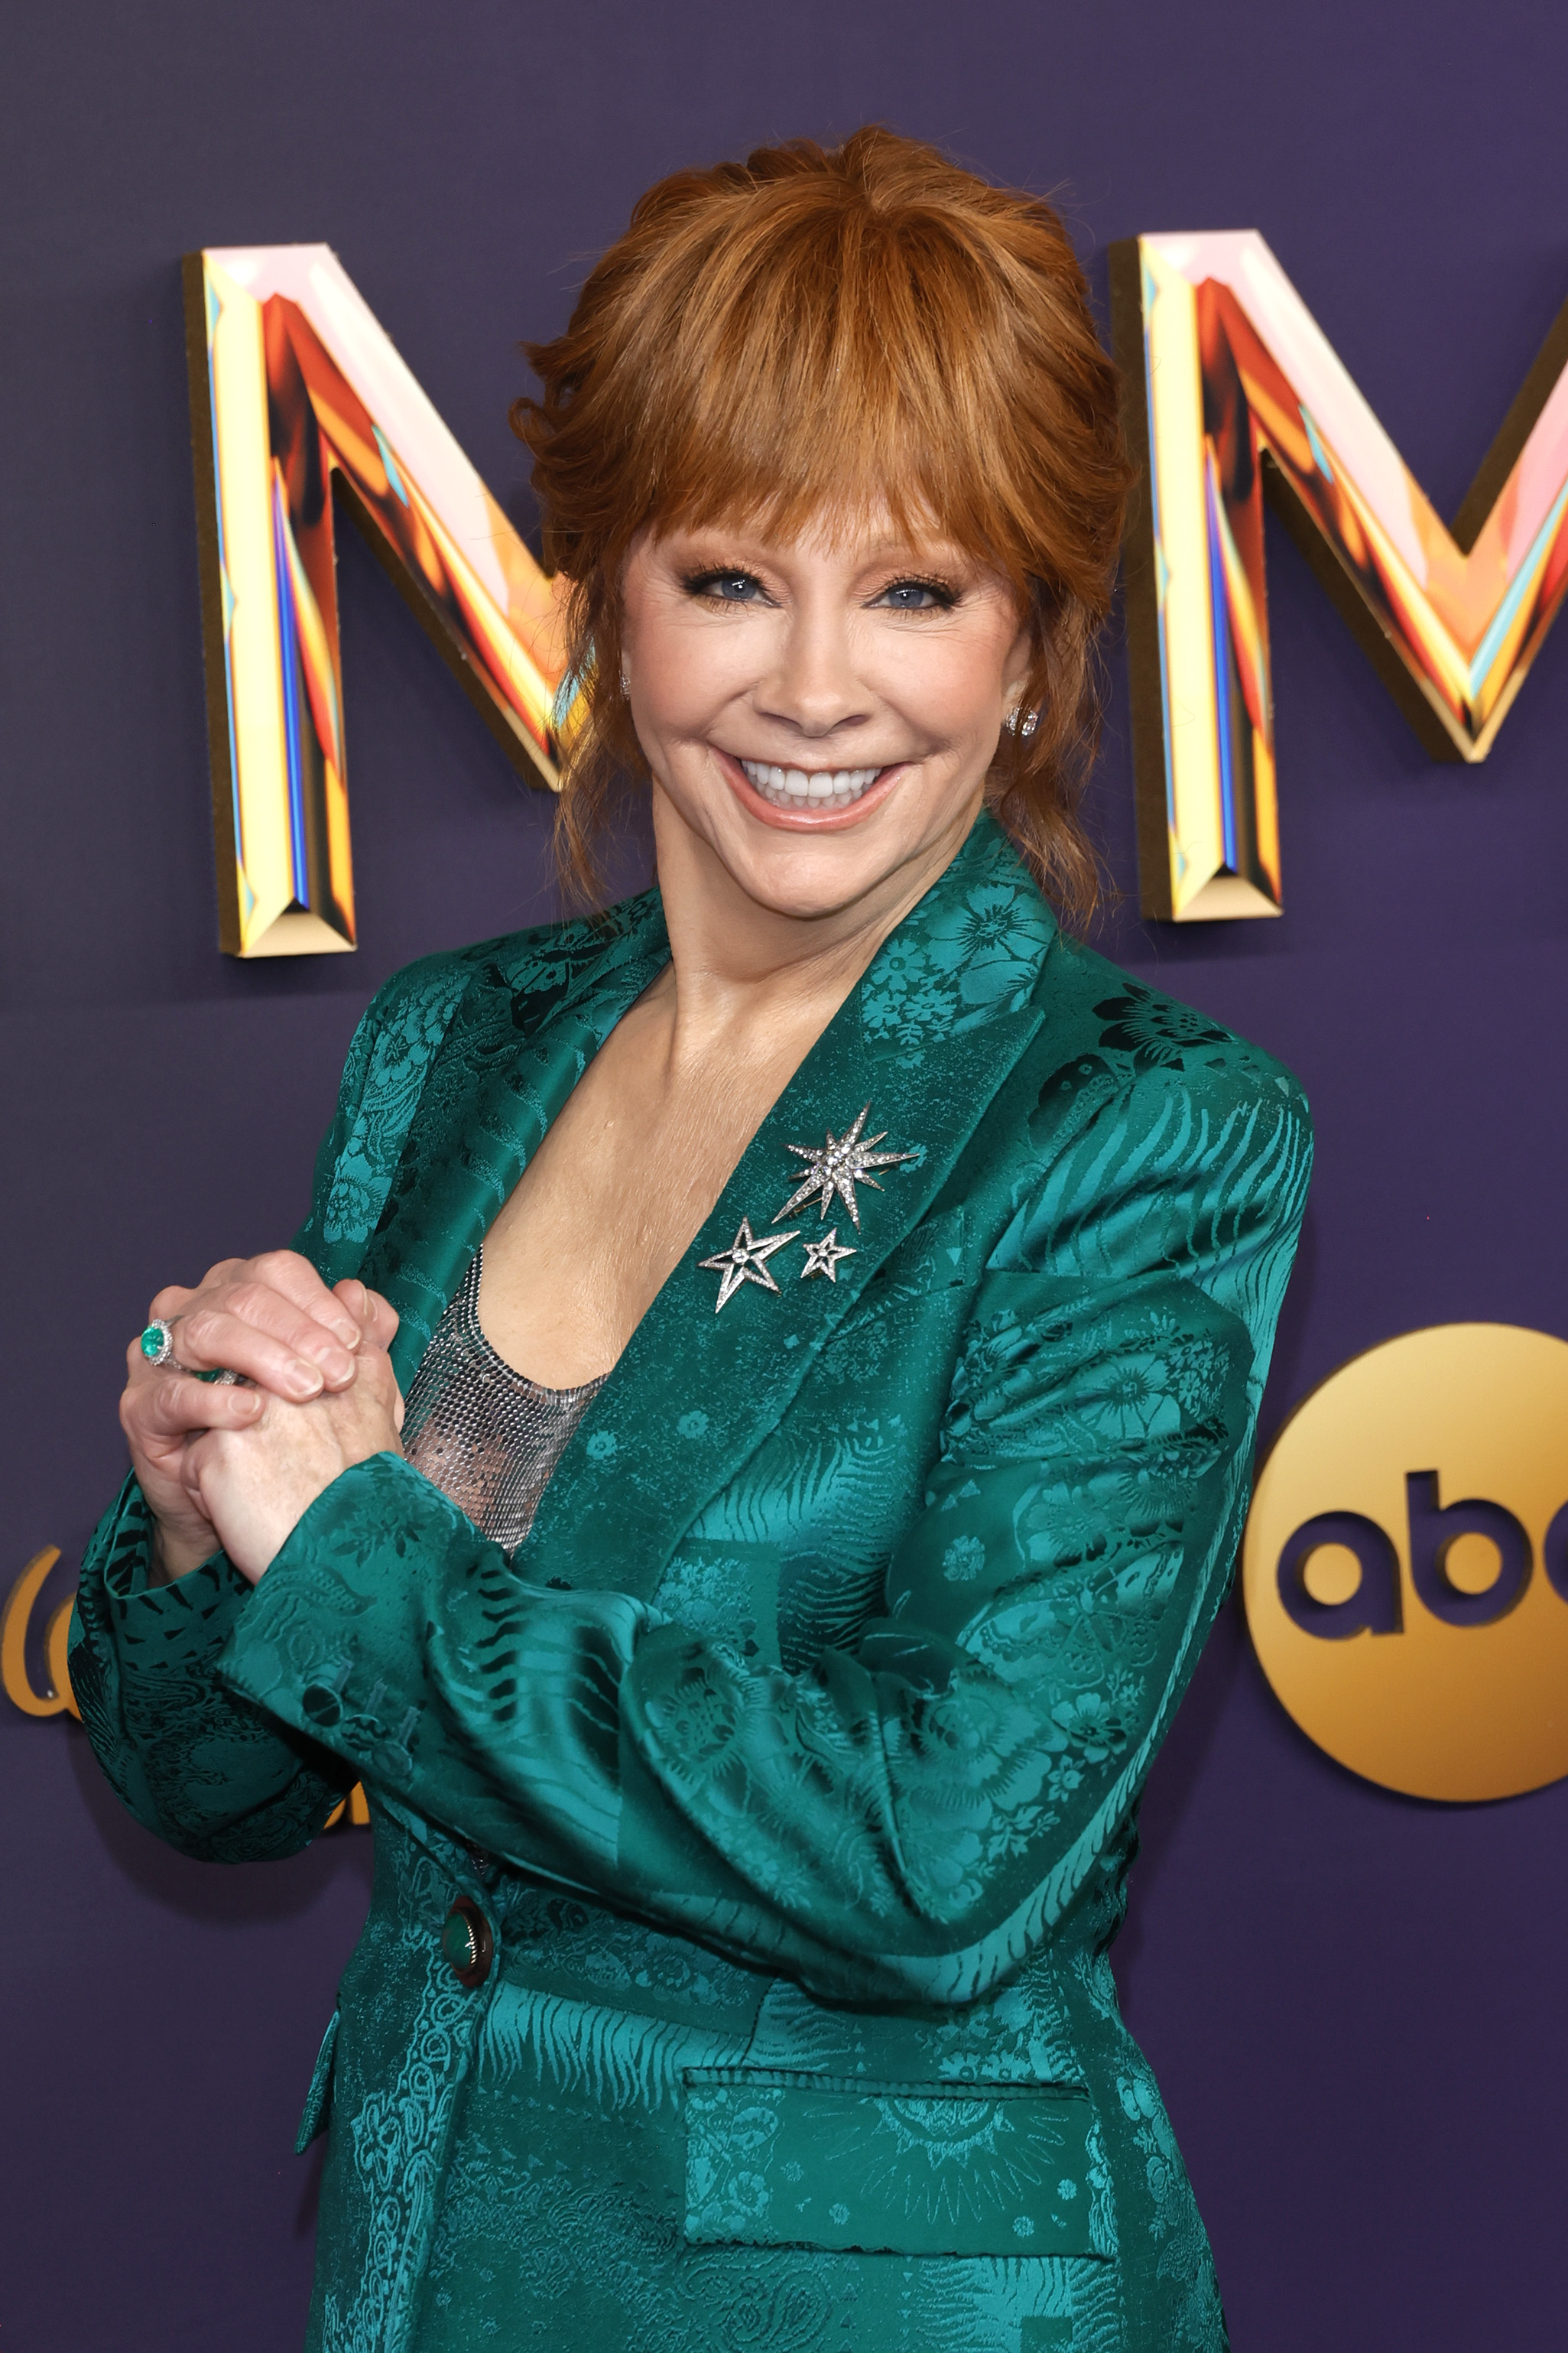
{"left": 184, "top": 246, "right": 571, "bottom": 957}
{"left": 1111, "top": 235, "right": 1568, "bottom": 919}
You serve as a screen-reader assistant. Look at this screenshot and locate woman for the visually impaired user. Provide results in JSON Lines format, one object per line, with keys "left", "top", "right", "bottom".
{"left": 73, "top": 130, "right": 1310, "bottom": 2353}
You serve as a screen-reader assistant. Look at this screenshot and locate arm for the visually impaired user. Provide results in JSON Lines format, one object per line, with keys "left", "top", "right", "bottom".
{"left": 68, "top": 1477, "right": 355, "bottom": 1861}
{"left": 70, "top": 999, "right": 399, "bottom": 1858}
{"left": 71, "top": 912, "right": 647, "bottom": 1859}
{"left": 215, "top": 1062, "right": 1310, "bottom": 1992}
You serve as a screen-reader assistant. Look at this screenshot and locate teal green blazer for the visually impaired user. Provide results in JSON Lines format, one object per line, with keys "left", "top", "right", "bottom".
{"left": 73, "top": 816, "right": 1310, "bottom": 2353}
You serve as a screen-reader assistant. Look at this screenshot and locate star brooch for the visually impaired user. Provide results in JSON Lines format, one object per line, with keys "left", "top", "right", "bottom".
{"left": 800, "top": 1228, "right": 855, "bottom": 1282}
{"left": 775, "top": 1103, "right": 917, "bottom": 1230}
{"left": 699, "top": 1217, "right": 801, "bottom": 1311}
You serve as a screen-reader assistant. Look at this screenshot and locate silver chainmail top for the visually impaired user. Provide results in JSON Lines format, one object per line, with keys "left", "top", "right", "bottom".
{"left": 401, "top": 1246, "right": 605, "bottom": 1554}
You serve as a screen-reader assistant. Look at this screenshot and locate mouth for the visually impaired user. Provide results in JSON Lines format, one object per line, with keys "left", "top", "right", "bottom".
{"left": 736, "top": 759, "right": 889, "bottom": 814}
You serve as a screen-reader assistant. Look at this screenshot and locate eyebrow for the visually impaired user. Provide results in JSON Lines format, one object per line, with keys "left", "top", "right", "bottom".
{"left": 670, "top": 531, "right": 972, "bottom": 567}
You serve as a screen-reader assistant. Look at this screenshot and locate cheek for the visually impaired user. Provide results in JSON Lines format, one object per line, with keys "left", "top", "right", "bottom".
{"left": 878, "top": 629, "right": 1013, "bottom": 743}
{"left": 644, "top": 661, "right": 730, "bottom": 734}
{"left": 633, "top": 621, "right": 755, "bottom": 745}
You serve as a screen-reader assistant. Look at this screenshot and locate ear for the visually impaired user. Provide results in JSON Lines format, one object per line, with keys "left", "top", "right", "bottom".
{"left": 1002, "top": 619, "right": 1034, "bottom": 713}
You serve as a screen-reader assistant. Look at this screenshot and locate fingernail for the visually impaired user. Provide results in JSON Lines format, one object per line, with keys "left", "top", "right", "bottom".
{"left": 287, "top": 1364, "right": 324, "bottom": 1398}
{"left": 307, "top": 1335, "right": 356, "bottom": 1372}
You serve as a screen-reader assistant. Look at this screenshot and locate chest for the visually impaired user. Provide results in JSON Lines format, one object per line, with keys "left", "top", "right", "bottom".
{"left": 476, "top": 1018, "right": 815, "bottom": 1385}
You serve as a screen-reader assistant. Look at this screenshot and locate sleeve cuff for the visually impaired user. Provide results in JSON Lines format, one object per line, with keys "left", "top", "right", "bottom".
{"left": 219, "top": 1451, "right": 456, "bottom": 1750}
{"left": 82, "top": 1471, "right": 255, "bottom": 1665}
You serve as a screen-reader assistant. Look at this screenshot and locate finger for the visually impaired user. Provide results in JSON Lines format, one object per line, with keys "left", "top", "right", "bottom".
{"left": 248, "top": 1250, "right": 365, "bottom": 1350}
{"left": 123, "top": 1368, "right": 265, "bottom": 1442}
{"left": 157, "top": 1253, "right": 363, "bottom": 1354}
{"left": 356, "top": 1351, "right": 404, "bottom": 1421}
{"left": 148, "top": 1281, "right": 200, "bottom": 1323}
{"left": 179, "top": 1432, "right": 219, "bottom": 1517}
{"left": 143, "top": 1256, "right": 362, "bottom": 1389}
{"left": 335, "top": 1279, "right": 399, "bottom": 1352}
{"left": 175, "top": 1290, "right": 359, "bottom": 1396}
{"left": 363, "top": 1286, "right": 399, "bottom": 1347}
{"left": 357, "top": 1346, "right": 404, "bottom": 1430}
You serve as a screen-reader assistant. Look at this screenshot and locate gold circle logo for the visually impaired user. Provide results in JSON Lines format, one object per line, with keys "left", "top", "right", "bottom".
{"left": 1242, "top": 1323, "right": 1568, "bottom": 1802}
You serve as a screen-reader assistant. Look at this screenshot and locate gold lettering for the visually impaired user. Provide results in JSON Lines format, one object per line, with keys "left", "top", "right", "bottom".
{"left": 1244, "top": 1323, "right": 1568, "bottom": 1800}
{"left": 2, "top": 1548, "right": 76, "bottom": 1718}
{"left": 186, "top": 245, "right": 577, "bottom": 957}
{"left": 324, "top": 1782, "right": 372, "bottom": 1829}
{"left": 1112, "top": 235, "right": 1568, "bottom": 919}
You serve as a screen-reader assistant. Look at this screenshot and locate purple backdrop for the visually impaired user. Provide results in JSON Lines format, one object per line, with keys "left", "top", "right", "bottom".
{"left": 5, "top": 5, "right": 1566, "bottom": 2345}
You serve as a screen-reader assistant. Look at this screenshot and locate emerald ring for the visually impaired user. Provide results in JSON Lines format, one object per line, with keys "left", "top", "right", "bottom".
{"left": 138, "top": 1320, "right": 239, "bottom": 1386}
{"left": 139, "top": 1318, "right": 180, "bottom": 1369}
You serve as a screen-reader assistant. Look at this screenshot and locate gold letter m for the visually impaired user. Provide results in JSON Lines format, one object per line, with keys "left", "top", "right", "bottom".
{"left": 185, "top": 245, "right": 571, "bottom": 957}
{"left": 1111, "top": 234, "right": 1568, "bottom": 920}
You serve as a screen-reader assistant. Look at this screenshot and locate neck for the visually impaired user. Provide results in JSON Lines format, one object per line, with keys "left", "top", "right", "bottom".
{"left": 644, "top": 789, "right": 978, "bottom": 1066}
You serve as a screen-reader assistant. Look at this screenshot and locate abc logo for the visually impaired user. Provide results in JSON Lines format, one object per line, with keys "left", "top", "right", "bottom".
{"left": 1242, "top": 1324, "right": 1568, "bottom": 1801}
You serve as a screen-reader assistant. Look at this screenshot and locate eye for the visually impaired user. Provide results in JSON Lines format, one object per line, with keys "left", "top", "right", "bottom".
{"left": 684, "top": 569, "right": 768, "bottom": 604}
{"left": 872, "top": 577, "right": 957, "bottom": 613}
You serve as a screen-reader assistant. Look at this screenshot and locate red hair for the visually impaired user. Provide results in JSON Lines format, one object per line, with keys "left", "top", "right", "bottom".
{"left": 512, "top": 126, "right": 1130, "bottom": 923}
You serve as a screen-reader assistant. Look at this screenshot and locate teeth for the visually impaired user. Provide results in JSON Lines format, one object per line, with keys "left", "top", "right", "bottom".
{"left": 739, "top": 759, "right": 884, "bottom": 811}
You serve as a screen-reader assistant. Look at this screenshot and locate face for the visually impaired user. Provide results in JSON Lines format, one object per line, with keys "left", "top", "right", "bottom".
{"left": 618, "top": 512, "right": 1032, "bottom": 930}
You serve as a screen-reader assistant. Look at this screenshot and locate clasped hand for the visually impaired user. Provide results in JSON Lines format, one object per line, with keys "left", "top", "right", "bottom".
{"left": 121, "top": 1250, "right": 404, "bottom": 1587}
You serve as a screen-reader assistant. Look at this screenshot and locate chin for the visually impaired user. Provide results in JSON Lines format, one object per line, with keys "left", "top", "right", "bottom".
{"left": 722, "top": 819, "right": 927, "bottom": 923}
{"left": 729, "top": 851, "right": 879, "bottom": 921}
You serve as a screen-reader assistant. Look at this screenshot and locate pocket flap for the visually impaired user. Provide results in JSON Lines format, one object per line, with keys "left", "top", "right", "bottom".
{"left": 683, "top": 2069, "right": 1102, "bottom": 2257}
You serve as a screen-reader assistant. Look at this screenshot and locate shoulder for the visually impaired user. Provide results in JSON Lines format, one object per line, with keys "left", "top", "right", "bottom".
{"left": 354, "top": 885, "right": 661, "bottom": 1055}
{"left": 303, "top": 889, "right": 661, "bottom": 1259}
{"left": 985, "top": 938, "right": 1313, "bottom": 1282}
{"left": 336, "top": 886, "right": 661, "bottom": 1148}
{"left": 1031, "top": 935, "right": 1310, "bottom": 1145}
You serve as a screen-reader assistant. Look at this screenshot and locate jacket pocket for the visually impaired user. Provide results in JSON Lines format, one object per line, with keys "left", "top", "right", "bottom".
{"left": 682, "top": 2068, "right": 1103, "bottom": 2257}
{"left": 294, "top": 2009, "right": 340, "bottom": 2154}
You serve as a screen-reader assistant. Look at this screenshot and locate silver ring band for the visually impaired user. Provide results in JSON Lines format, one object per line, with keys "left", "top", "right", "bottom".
{"left": 138, "top": 1318, "right": 239, "bottom": 1384}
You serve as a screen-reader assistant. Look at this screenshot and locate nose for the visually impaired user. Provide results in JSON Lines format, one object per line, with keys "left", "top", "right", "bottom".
{"left": 755, "top": 595, "right": 872, "bottom": 741}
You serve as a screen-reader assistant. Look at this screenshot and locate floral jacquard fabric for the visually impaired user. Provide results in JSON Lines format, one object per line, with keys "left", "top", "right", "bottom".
{"left": 70, "top": 815, "right": 1311, "bottom": 2353}
{"left": 861, "top": 866, "right": 1055, "bottom": 1062}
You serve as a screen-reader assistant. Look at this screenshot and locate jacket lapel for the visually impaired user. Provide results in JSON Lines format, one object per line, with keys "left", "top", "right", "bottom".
{"left": 359, "top": 897, "right": 671, "bottom": 1393}
{"left": 523, "top": 815, "right": 1058, "bottom": 1602}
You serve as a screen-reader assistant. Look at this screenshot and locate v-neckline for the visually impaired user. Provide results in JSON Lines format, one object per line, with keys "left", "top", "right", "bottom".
{"left": 359, "top": 811, "right": 1060, "bottom": 1601}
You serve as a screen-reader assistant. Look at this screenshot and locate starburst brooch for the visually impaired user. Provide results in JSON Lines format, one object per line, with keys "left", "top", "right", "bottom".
{"left": 774, "top": 1104, "right": 917, "bottom": 1230}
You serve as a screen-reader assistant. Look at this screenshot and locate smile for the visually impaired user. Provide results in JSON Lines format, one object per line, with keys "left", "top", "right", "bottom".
{"left": 739, "top": 759, "right": 885, "bottom": 811}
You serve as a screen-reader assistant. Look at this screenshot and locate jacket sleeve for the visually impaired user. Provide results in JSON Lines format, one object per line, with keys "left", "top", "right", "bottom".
{"left": 68, "top": 1474, "right": 354, "bottom": 1861}
{"left": 68, "top": 993, "right": 398, "bottom": 1861}
{"left": 218, "top": 1056, "right": 1311, "bottom": 1997}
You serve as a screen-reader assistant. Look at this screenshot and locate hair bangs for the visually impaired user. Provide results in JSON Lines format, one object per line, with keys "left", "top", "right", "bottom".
{"left": 635, "top": 204, "right": 1020, "bottom": 579}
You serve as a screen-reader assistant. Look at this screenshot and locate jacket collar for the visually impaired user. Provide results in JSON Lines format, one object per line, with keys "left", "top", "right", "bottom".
{"left": 362, "top": 892, "right": 670, "bottom": 1391}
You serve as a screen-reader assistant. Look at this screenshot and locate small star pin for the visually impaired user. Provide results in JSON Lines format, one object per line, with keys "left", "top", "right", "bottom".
{"left": 698, "top": 1217, "right": 801, "bottom": 1311}
{"left": 800, "top": 1228, "right": 855, "bottom": 1282}
{"left": 776, "top": 1103, "right": 917, "bottom": 1229}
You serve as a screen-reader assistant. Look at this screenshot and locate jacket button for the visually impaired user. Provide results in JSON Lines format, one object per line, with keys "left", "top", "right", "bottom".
{"left": 440, "top": 1900, "right": 494, "bottom": 1988}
